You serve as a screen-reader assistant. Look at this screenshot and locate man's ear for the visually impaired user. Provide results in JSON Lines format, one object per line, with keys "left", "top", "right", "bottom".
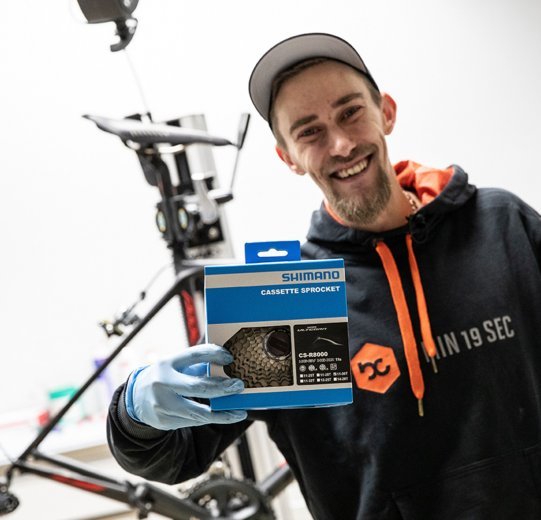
{"left": 380, "top": 93, "right": 397, "bottom": 135}
{"left": 275, "top": 145, "right": 305, "bottom": 175}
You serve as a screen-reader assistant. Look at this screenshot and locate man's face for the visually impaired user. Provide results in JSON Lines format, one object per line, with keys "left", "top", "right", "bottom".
{"left": 273, "top": 60, "right": 397, "bottom": 227}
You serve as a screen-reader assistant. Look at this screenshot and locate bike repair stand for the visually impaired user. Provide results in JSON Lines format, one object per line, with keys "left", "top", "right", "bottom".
{"left": 0, "top": 10, "right": 292, "bottom": 515}
{"left": 0, "top": 112, "right": 292, "bottom": 519}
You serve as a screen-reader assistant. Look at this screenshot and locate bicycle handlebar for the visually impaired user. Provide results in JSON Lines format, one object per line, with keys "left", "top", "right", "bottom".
{"left": 83, "top": 114, "right": 234, "bottom": 147}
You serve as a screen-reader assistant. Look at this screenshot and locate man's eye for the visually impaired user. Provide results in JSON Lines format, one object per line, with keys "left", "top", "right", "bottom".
{"left": 297, "top": 127, "right": 319, "bottom": 139}
{"left": 342, "top": 106, "right": 361, "bottom": 120}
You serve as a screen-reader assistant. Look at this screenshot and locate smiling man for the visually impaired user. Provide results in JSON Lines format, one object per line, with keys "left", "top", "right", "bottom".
{"left": 271, "top": 59, "right": 403, "bottom": 231}
{"left": 250, "top": 34, "right": 417, "bottom": 234}
{"left": 107, "top": 33, "right": 541, "bottom": 519}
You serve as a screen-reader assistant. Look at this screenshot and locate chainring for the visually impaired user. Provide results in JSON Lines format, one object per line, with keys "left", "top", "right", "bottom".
{"left": 0, "top": 485, "right": 19, "bottom": 516}
{"left": 186, "top": 477, "right": 276, "bottom": 520}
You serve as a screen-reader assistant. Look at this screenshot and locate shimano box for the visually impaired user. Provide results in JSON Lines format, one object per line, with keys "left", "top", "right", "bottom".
{"left": 204, "top": 241, "right": 352, "bottom": 410}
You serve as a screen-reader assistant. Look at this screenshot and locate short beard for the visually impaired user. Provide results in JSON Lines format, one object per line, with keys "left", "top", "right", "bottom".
{"left": 329, "top": 164, "right": 392, "bottom": 227}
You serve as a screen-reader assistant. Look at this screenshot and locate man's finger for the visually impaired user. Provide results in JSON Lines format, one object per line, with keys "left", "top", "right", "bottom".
{"left": 169, "top": 344, "right": 233, "bottom": 371}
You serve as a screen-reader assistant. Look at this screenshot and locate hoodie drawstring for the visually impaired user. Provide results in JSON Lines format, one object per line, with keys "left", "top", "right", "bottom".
{"left": 405, "top": 234, "right": 438, "bottom": 371}
{"left": 374, "top": 234, "right": 437, "bottom": 416}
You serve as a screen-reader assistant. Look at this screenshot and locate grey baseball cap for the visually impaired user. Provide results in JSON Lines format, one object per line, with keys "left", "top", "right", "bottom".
{"left": 248, "top": 32, "right": 379, "bottom": 123}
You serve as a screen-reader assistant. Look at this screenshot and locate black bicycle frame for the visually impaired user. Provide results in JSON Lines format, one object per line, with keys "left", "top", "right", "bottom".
{"left": 2, "top": 263, "right": 293, "bottom": 519}
{"left": 5, "top": 267, "right": 212, "bottom": 518}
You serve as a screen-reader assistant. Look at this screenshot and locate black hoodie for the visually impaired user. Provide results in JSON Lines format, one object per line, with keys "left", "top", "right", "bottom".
{"left": 108, "top": 162, "right": 541, "bottom": 519}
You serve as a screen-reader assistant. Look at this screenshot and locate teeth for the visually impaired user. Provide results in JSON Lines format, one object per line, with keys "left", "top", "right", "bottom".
{"left": 335, "top": 158, "right": 368, "bottom": 179}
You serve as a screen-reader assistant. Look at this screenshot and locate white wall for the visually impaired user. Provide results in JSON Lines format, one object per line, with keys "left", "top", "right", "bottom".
{"left": 1, "top": 0, "right": 540, "bottom": 421}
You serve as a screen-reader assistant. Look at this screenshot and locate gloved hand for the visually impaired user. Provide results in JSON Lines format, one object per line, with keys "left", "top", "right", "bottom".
{"left": 124, "top": 344, "right": 247, "bottom": 430}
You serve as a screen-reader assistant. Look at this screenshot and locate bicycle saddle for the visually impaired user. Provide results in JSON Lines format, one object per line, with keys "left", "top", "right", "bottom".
{"left": 83, "top": 114, "right": 234, "bottom": 147}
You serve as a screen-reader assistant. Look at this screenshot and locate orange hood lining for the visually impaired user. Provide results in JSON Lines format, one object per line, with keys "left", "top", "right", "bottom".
{"left": 395, "top": 160, "right": 454, "bottom": 206}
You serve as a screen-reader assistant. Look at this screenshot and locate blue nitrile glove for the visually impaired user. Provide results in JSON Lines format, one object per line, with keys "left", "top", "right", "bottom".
{"left": 124, "top": 344, "right": 247, "bottom": 430}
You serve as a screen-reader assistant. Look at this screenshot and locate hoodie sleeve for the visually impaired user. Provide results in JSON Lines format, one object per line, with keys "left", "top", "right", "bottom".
{"left": 106, "top": 384, "right": 253, "bottom": 484}
{"left": 517, "top": 196, "right": 541, "bottom": 268}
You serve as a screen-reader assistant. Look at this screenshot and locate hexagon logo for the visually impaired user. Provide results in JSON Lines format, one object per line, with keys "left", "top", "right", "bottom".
{"left": 351, "top": 343, "right": 400, "bottom": 394}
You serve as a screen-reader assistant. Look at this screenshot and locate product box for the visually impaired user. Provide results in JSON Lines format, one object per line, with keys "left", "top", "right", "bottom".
{"left": 204, "top": 241, "right": 352, "bottom": 410}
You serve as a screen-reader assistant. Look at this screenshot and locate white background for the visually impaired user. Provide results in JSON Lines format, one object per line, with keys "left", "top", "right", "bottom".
{"left": 1, "top": 0, "right": 540, "bottom": 419}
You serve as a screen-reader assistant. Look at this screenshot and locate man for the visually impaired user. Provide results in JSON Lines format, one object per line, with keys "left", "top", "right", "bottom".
{"left": 107, "top": 33, "right": 541, "bottom": 519}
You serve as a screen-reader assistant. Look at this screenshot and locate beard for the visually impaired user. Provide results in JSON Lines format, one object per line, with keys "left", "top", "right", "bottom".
{"left": 327, "top": 162, "right": 392, "bottom": 227}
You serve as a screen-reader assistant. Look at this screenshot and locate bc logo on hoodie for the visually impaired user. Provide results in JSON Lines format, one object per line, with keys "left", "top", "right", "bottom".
{"left": 351, "top": 343, "right": 400, "bottom": 394}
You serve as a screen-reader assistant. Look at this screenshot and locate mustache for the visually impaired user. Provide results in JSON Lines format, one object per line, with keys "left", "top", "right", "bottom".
{"left": 326, "top": 145, "right": 375, "bottom": 172}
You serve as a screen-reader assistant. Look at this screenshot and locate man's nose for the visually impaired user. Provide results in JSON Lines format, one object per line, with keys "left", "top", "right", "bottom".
{"left": 328, "top": 127, "right": 356, "bottom": 158}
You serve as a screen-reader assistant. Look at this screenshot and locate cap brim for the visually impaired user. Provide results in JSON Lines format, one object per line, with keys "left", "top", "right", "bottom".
{"left": 249, "top": 33, "right": 376, "bottom": 122}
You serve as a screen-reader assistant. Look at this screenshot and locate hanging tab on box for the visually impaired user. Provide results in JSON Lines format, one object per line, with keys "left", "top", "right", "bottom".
{"left": 245, "top": 241, "right": 301, "bottom": 264}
